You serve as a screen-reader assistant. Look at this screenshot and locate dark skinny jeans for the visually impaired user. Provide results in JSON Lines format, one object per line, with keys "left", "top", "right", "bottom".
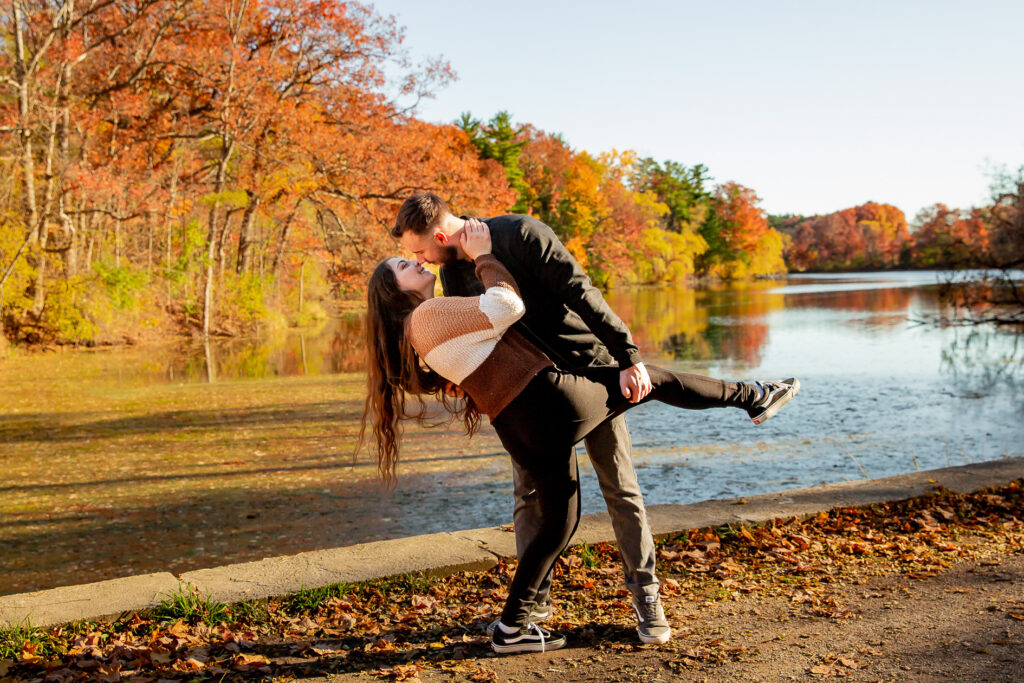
{"left": 490, "top": 364, "right": 758, "bottom": 628}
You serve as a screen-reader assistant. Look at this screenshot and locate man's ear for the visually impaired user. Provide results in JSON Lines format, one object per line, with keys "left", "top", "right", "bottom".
{"left": 434, "top": 230, "right": 449, "bottom": 245}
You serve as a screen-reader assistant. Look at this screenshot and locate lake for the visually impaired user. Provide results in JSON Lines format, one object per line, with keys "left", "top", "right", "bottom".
{"left": 1, "top": 270, "right": 1021, "bottom": 595}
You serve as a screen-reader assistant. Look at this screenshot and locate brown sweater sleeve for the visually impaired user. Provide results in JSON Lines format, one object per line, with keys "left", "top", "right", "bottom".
{"left": 474, "top": 254, "right": 521, "bottom": 296}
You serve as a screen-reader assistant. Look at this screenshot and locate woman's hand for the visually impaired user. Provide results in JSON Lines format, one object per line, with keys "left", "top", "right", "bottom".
{"left": 460, "top": 218, "right": 492, "bottom": 260}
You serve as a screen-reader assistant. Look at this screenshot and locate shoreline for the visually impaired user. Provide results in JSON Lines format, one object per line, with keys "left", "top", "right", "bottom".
{"left": 0, "top": 268, "right": 977, "bottom": 355}
{"left": 3, "top": 457, "right": 1021, "bottom": 630}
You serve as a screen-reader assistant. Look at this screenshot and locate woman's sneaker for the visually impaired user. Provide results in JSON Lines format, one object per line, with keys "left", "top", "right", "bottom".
{"left": 748, "top": 377, "right": 800, "bottom": 425}
{"left": 491, "top": 622, "right": 566, "bottom": 654}
{"left": 485, "top": 601, "right": 552, "bottom": 636}
{"left": 632, "top": 594, "right": 672, "bottom": 644}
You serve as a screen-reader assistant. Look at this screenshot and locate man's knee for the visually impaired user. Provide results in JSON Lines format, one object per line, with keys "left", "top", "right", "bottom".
{"left": 584, "top": 415, "right": 632, "bottom": 465}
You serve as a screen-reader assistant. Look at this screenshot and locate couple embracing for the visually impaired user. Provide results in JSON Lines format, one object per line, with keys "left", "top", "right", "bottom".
{"left": 360, "top": 192, "right": 799, "bottom": 654}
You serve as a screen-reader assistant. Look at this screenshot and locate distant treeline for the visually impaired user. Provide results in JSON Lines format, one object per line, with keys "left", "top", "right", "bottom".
{"left": 770, "top": 202, "right": 991, "bottom": 272}
{"left": 0, "top": 0, "right": 1018, "bottom": 348}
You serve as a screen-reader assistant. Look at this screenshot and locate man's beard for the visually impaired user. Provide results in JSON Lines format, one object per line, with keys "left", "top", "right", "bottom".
{"left": 437, "top": 244, "right": 460, "bottom": 265}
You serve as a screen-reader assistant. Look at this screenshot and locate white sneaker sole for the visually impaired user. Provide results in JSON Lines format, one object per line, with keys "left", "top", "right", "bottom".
{"left": 751, "top": 377, "right": 800, "bottom": 425}
{"left": 491, "top": 638, "right": 567, "bottom": 654}
{"left": 637, "top": 627, "right": 672, "bottom": 645}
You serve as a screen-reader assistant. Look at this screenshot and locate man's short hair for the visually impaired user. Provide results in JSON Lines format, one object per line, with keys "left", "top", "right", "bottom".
{"left": 392, "top": 192, "right": 450, "bottom": 238}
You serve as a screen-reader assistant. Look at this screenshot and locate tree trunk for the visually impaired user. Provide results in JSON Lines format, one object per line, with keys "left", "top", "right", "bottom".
{"left": 236, "top": 191, "right": 259, "bottom": 274}
{"left": 165, "top": 154, "right": 181, "bottom": 308}
{"left": 32, "top": 249, "right": 46, "bottom": 317}
{"left": 298, "top": 260, "right": 305, "bottom": 314}
{"left": 217, "top": 209, "right": 233, "bottom": 282}
{"left": 270, "top": 203, "right": 299, "bottom": 276}
{"left": 12, "top": 0, "right": 40, "bottom": 245}
{"left": 114, "top": 210, "right": 121, "bottom": 268}
{"left": 203, "top": 139, "right": 234, "bottom": 337}
{"left": 67, "top": 219, "right": 78, "bottom": 276}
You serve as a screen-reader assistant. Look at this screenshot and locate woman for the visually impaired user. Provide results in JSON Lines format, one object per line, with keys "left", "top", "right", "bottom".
{"left": 360, "top": 220, "right": 798, "bottom": 654}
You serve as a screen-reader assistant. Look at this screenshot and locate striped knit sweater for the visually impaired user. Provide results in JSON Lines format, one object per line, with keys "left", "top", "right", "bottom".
{"left": 407, "top": 254, "right": 553, "bottom": 418}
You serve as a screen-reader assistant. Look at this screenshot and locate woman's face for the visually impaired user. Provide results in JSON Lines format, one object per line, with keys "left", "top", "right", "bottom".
{"left": 388, "top": 257, "right": 436, "bottom": 296}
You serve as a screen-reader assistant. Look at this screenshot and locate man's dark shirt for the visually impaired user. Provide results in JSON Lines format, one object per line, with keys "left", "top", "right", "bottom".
{"left": 438, "top": 214, "right": 642, "bottom": 371}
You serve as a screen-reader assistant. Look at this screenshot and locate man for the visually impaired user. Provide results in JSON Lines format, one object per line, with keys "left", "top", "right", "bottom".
{"left": 391, "top": 191, "right": 671, "bottom": 645}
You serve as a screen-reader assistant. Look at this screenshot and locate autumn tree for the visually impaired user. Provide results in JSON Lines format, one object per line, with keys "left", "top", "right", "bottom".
{"left": 707, "top": 182, "right": 786, "bottom": 279}
{"left": 783, "top": 202, "right": 909, "bottom": 271}
{"left": 0, "top": 0, "right": 513, "bottom": 345}
{"left": 937, "top": 168, "right": 1024, "bottom": 325}
{"left": 911, "top": 204, "right": 988, "bottom": 268}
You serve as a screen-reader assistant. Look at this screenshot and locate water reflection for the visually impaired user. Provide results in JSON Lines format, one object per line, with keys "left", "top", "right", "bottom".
{"left": 120, "top": 271, "right": 999, "bottom": 384}
{"left": 941, "top": 328, "right": 1024, "bottom": 396}
{"left": 153, "top": 314, "right": 367, "bottom": 383}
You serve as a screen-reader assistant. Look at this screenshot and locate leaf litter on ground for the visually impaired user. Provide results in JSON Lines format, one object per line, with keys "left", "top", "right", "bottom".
{"left": 1, "top": 480, "right": 1021, "bottom": 681}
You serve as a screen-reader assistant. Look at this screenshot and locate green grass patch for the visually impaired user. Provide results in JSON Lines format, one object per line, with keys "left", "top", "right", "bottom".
{"left": 284, "top": 582, "right": 351, "bottom": 614}
{"left": 229, "top": 599, "right": 271, "bottom": 624}
{"left": 152, "top": 583, "right": 229, "bottom": 626}
{"left": 357, "top": 572, "right": 436, "bottom": 598}
{"left": 577, "top": 542, "right": 600, "bottom": 569}
{"left": 0, "top": 618, "right": 64, "bottom": 660}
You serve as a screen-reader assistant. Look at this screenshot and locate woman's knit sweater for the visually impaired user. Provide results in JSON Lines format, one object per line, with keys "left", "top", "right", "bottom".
{"left": 407, "top": 254, "right": 553, "bottom": 418}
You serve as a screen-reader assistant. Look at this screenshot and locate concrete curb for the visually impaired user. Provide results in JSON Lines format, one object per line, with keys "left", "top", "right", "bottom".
{"left": 2, "top": 458, "right": 1021, "bottom": 629}
{"left": 0, "top": 573, "right": 181, "bottom": 631}
{"left": 179, "top": 532, "right": 498, "bottom": 605}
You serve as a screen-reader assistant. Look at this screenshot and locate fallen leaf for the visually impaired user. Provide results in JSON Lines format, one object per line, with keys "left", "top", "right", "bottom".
{"left": 378, "top": 663, "right": 422, "bottom": 681}
{"left": 232, "top": 653, "right": 270, "bottom": 670}
{"left": 411, "top": 594, "right": 437, "bottom": 611}
{"left": 18, "top": 642, "right": 40, "bottom": 663}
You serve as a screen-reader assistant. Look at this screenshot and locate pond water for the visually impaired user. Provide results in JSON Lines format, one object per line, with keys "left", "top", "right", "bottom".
{"left": 1, "top": 270, "right": 1022, "bottom": 594}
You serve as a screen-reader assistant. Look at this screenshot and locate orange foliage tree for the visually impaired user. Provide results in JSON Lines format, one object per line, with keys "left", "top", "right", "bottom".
{"left": 710, "top": 182, "right": 787, "bottom": 279}
{"left": 0, "top": 0, "right": 513, "bottom": 342}
{"left": 910, "top": 204, "right": 989, "bottom": 267}
{"left": 784, "top": 202, "right": 909, "bottom": 271}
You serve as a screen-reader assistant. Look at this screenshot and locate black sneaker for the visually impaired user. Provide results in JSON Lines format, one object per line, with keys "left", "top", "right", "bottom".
{"left": 485, "top": 600, "right": 552, "bottom": 636}
{"left": 748, "top": 377, "right": 800, "bottom": 425}
{"left": 491, "top": 622, "right": 566, "bottom": 654}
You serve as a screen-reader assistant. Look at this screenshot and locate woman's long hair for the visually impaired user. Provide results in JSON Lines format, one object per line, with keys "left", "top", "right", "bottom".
{"left": 358, "top": 260, "right": 480, "bottom": 486}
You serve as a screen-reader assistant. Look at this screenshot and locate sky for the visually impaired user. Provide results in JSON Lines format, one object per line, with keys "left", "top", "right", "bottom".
{"left": 370, "top": 0, "right": 1024, "bottom": 221}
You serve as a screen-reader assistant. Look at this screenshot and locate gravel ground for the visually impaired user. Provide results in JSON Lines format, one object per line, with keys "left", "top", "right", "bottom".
{"left": 311, "top": 549, "right": 1023, "bottom": 682}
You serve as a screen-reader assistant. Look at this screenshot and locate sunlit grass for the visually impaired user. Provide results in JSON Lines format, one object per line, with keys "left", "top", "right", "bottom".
{"left": 153, "top": 584, "right": 229, "bottom": 626}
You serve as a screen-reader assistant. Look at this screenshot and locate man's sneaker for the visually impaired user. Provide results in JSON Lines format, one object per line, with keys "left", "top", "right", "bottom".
{"left": 485, "top": 601, "right": 552, "bottom": 636}
{"left": 491, "top": 622, "right": 567, "bottom": 654}
{"left": 748, "top": 377, "right": 800, "bottom": 425}
{"left": 632, "top": 594, "right": 671, "bottom": 645}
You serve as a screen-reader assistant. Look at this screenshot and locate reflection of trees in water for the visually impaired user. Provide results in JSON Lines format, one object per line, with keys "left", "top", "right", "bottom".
{"left": 940, "top": 328, "right": 1024, "bottom": 396}
{"left": 663, "top": 321, "right": 769, "bottom": 365}
{"left": 168, "top": 283, "right": 941, "bottom": 380}
{"left": 326, "top": 315, "right": 367, "bottom": 373}
{"left": 606, "top": 286, "right": 778, "bottom": 364}
{"left": 163, "top": 314, "right": 368, "bottom": 381}
{"left": 785, "top": 286, "right": 918, "bottom": 314}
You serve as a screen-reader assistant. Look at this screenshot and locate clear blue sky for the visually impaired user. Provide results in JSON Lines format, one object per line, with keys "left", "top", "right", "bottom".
{"left": 371, "top": 0, "right": 1024, "bottom": 221}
